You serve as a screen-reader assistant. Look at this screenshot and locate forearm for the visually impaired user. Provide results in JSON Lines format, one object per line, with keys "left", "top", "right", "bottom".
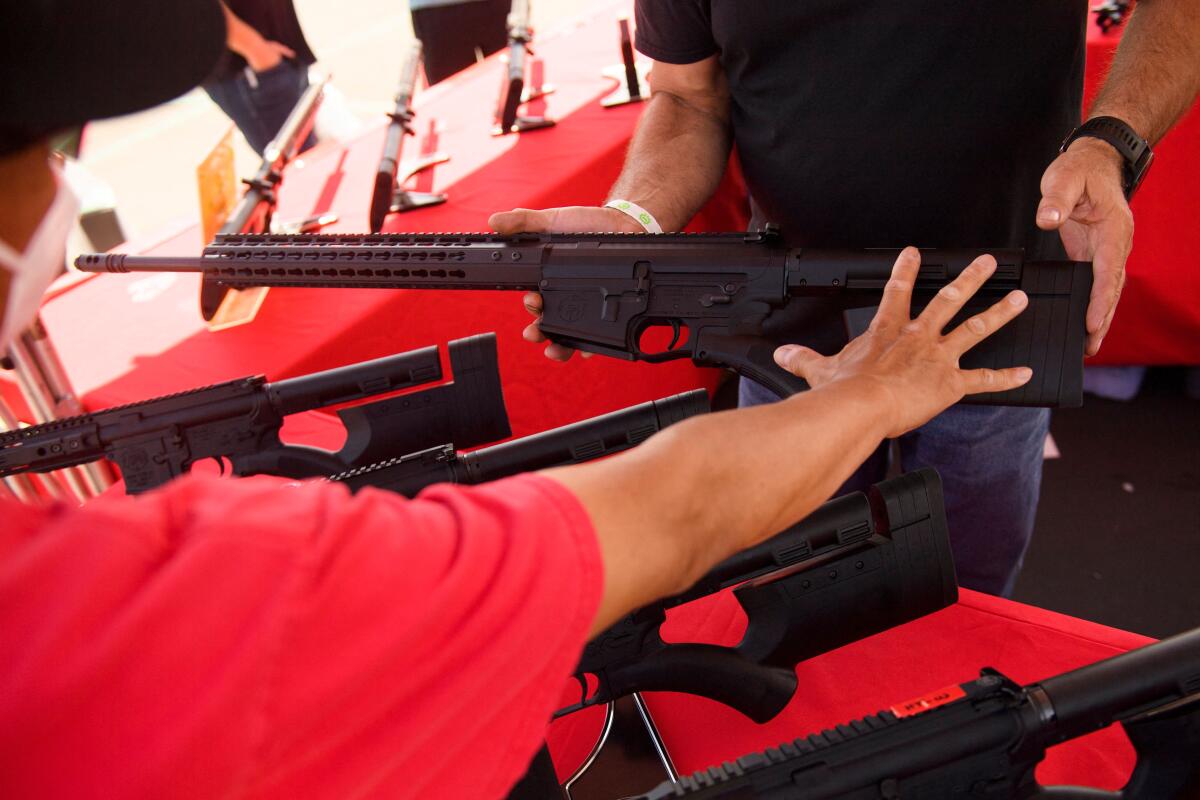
{"left": 548, "top": 376, "right": 892, "bottom": 634}
{"left": 607, "top": 90, "right": 732, "bottom": 231}
{"left": 219, "top": 2, "right": 263, "bottom": 58}
{"left": 1092, "top": 0, "right": 1200, "bottom": 143}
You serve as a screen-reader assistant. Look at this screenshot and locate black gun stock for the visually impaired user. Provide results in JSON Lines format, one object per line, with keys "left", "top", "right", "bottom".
{"left": 0, "top": 334, "right": 510, "bottom": 494}
{"left": 332, "top": 389, "right": 709, "bottom": 496}
{"left": 635, "top": 627, "right": 1200, "bottom": 800}
{"left": 560, "top": 469, "right": 958, "bottom": 723}
{"left": 77, "top": 231, "right": 1089, "bottom": 407}
{"left": 201, "top": 76, "right": 328, "bottom": 320}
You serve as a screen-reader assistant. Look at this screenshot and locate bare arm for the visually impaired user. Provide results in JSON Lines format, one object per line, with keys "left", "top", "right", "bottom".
{"left": 1092, "top": 0, "right": 1200, "bottom": 144}
{"left": 550, "top": 249, "right": 1033, "bottom": 637}
{"left": 1037, "top": 0, "right": 1200, "bottom": 355}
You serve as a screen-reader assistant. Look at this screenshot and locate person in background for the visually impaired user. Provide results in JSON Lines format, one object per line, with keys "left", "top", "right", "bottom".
{"left": 1, "top": 2, "right": 1033, "bottom": 798}
{"left": 410, "top": 0, "right": 510, "bottom": 84}
{"left": 204, "top": 0, "right": 319, "bottom": 155}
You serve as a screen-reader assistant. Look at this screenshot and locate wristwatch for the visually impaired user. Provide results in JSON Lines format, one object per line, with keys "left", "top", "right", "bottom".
{"left": 1060, "top": 116, "right": 1154, "bottom": 200}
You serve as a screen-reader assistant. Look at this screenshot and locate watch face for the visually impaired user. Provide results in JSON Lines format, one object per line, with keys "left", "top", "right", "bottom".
{"left": 1130, "top": 150, "right": 1154, "bottom": 197}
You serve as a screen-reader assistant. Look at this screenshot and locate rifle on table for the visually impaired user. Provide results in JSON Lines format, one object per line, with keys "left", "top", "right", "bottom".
{"left": 493, "top": 0, "right": 554, "bottom": 135}
{"left": 333, "top": 389, "right": 709, "bottom": 496}
{"left": 0, "top": 334, "right": 509, "bottom": 495}
{"left": 560, "top": 469, "right": 958, "bottom": 724}
{"left": 369, "top": 39, "right": 447, "bottom": 233}
{"left": 636, "top": 626, "right": 1200, "bottom": 799}
{"left": 201, "top": 74, "right": 333, "bottom": 321}
{"left": 77, "top": 230, "right": 1091, "bottom": 407}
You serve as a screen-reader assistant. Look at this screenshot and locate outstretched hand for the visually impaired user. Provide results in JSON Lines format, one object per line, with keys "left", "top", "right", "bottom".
{"left": 774, "top": 247, "right": 1033, "bottom": 438}
{"left": 489, "top": 205, "right": 643, "bottom": 361}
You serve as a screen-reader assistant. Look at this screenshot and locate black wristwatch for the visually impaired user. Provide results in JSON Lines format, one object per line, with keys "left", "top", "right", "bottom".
{"left": 1060, "top": 116, "right": 1154, "bottom": 200}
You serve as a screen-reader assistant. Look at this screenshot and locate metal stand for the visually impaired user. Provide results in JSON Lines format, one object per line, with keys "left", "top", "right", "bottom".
{"left": 601, "top": 17, "right": 650, "bottom": 108}
{"left": 5, "top": 316, "right": 114, "bottom": 500}
{"left": 389, "top": 152, "right": 449, "bottom": 213}
{"left": 493, "top": 59, "right": 556, "bottom": 135}
{"left": 563, "top": 694, "right": 678, "bottom": 800}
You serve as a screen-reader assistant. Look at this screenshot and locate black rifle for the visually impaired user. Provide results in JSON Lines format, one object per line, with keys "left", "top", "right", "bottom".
{"left": 201, "top": 75, "right": 330, "bottom": 320}
{"left": 369, "top": 39, "right": 446, "bottom": 232}
{"left": 0, "top": 334, "right": 509, "bottom": 495}
{"left": 77, "top": 231, "right": 1091, "bottom": 406}
{"left": 561, "top": 469, "right": 958, "bottom": 724}
{"left": 494, "top": 0, "right": 554, "bottom": 135}
{"left": 333, "top": 389, "right": 709, "bottom": 496}
{"left": 635, "top": 626, "right": 1200, "bottom": 799}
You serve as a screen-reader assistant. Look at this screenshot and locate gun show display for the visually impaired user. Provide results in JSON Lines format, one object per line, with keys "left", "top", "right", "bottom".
{"left": 369, "top": 39, "right": 447, "bottom": 233}
{"left": 634, "top": 625, "right": 1200, "bottom": 799}
{"left": 77, "top": 230, "right": 1090, "bottom": 407}
{"left": 333, "top": 389, "right": 709, "bottom": 496}
{"left": 0, "top": 334, "right": 509, "bottom": 495}
{"left": 201, "top": 73, "right": 334, "bottom": 322}
{"left": 493, "top": 0, "right": 554, "bottom": 135}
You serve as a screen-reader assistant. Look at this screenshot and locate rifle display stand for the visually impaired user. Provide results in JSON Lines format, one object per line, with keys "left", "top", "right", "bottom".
{"left": 492, "top": 59, "right": 556, "bottom": 136}
{"left": 601, "top": 18, "right": 650, "bottom": 108}
{"left": 390, "top": 151, "right": 450, "bottom": 213}
{"left": 562, "top": 694, "right": 677, "bottom": 800}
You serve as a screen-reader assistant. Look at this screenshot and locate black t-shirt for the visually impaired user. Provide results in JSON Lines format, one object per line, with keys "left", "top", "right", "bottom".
{"left": 208, "top": 0, "right": 318, "bottom": 82}
{"left": 635, "top": 0, "right": 1085, "bottom": 350}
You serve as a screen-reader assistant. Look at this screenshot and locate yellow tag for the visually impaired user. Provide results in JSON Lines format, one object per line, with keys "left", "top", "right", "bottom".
{"left": 196, "top": 127, "right": 269, "bottom": 331}
{"left": 196, "top": 126, "right": 237, "bottom": 245}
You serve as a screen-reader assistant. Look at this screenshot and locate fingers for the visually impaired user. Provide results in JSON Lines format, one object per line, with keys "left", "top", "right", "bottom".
{"left": 959, "top": 366, "right": 1033, "bottom": 396}
{"left": 276, "top": 43, "right": 296, "bottom": 59}
{"left": 488, "top": 208, "right": 556, "bottom": 234}
{"left": 773, "top": 345, "right": 822, "bottom": 380}
{"left": 1084, "top": 222, "right": 1132, "bottom": 356}
{"left": 943, "top": 289, "right": 1028, "bottom": 355}
{"left": 873, "top": 246, "right": 922, "bottom": 326}
{"left": 916, "top": 255, "right": 996, "bottom": 333}
{"left": 544, "top": 342, "right": 576, "bottom": 362}
{"left": 1037, "top": 156, "right": 1086, "bottom": 230}
{"left": 522, "top": 292, "right": 543, "bottom": 317}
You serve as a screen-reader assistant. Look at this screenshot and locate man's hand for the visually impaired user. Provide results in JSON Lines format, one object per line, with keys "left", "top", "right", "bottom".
{"left": 774, "top": 247, "right": 1033, "bottom": 439}
{"left": 489, "top": 205, "right": 642, "bottom": 361}
{"left": 242, "top": 38, "right": 296, "bottom": 73}
{"left": 1036, "top": 137, "right": 1133, "bottom": 356}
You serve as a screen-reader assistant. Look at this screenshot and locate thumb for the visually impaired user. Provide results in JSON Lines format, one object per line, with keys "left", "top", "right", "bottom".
{"left": 488, "top": 208, "right": 556, "bottom": 234}
{"left": 774, "top": 344, "right": 821, "bottom": 378}
{"left": 1037, "top": 159, "right": 1086, "bottom": 230}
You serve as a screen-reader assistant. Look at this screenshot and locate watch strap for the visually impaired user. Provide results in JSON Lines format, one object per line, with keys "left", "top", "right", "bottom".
{"left": 1061, "top": 116, "right": 1153, "bottom": 199}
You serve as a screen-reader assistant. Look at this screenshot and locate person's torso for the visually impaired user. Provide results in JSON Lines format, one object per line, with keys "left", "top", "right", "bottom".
{"left": 210, "top": 0, "right": 318, "bottom": 82}
{"left": 711, "top": 0, "right": 1086, "bottom": 258}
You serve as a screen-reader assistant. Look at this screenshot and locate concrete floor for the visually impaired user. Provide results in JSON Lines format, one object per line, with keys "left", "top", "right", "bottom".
{"left": 76, "top": 0, "right": 595, "bottom": 248}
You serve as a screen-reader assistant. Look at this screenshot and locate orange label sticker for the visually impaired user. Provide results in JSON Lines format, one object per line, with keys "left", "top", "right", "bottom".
{"left": 890, "top": 684, "right": 966, "bottom": 719}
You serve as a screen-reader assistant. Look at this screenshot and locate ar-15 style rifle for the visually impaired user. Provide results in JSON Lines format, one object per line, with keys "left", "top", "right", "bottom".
{"left": 201, "top": 74, "right": 333, "bottom": 320}
{"left": 78, "top": 230, "right": 1090, "bottom": 406}
{"left": 494, "top": 0, "right": 554, "bottom": 134}
{"left": 369, "top": 39, "right": 446, "bottom": 232}
{"left": 0, "top": 334, "right": 508, "bottom": 494}
{"left": 561, "top": 469, "right": 958, "bottom": 724}
{"left": 636, "top": 625, "right": 1200, "bottom": 799}
{"left": 333, "top": 389, "right": 709, "bottom": 495}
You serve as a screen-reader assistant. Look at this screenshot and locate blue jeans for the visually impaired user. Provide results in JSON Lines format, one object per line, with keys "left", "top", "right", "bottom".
{"left": 740, "top": 378, "right": 1050, "bottom": 597}
{"left": 203, "top": 60, "right": 316, "bottom": 157}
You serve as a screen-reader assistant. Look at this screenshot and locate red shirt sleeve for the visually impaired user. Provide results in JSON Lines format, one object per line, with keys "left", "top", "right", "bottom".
{"left": 0, "top": 472, "right": 602, "bottom": 799}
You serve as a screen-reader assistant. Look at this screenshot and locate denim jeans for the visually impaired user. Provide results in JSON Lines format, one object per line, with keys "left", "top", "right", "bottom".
{"left": 203, "top": 60, "right": 316, "bottom": 157}
{"left": 739, "top": 378, "right": 1050, "bottom": 597}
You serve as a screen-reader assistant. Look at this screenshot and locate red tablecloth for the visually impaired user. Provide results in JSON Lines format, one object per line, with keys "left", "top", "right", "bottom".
{"left": 546, "top": 589, "right": 1154, "bottom": 792}
{"left": 1, "top": 5, "right": 1172, "bottom": 791}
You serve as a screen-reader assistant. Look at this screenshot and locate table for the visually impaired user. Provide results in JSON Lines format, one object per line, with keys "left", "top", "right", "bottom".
{"left": 2, "top": 4, "right": 1173, "bottom": 791}
{"left": 545, "top": 589, "right": 1154, "bottom": 792}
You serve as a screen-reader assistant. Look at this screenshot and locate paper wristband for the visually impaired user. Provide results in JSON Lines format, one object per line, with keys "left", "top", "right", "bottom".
{"left": 604, "top": 199, "right": 664, "bottom": 234}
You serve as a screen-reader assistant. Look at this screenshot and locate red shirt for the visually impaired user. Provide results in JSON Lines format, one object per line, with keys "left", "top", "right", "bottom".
{"left": 0, "top": 473, "right": 601, "bottom": 799}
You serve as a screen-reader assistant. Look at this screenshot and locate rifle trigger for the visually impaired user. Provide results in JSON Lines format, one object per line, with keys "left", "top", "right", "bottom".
{"left": 667, "top": 321, "right": 682, "bottom": 351}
